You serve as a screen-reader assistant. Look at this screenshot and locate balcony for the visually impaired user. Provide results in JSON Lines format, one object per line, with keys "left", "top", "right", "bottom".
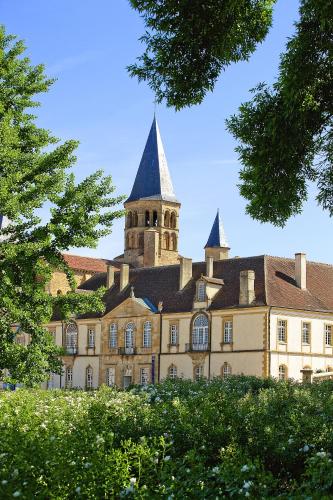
{"left": 65, "top": 346, "right": 77, "bottom": 355}
{"left": 118, "top": 347, "right": 137, "bottom": 355}
{"left": 185, "top": 343, "right": 210, "bottom": 352}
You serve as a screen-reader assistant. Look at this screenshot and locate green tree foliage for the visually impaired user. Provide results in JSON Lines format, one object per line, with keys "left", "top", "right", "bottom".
{"left": 0, "top": 27, "right": 124, "bottom": 386}
{"left": 129, "top": 0, "right": 333, "bottom": 225}
{"left": 227, "top": 0, "right": 333, "bottom": 225}
{"left": 128, "top": 0, "right": 275, "bottom": 110}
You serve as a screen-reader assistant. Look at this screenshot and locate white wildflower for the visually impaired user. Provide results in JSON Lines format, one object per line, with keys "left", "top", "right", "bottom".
{"left": 243, "top": 481, "right": 253, "bottom": 489}
{"left": 164, "top": 455, "right": 171, "bottom": 461}
{"left": 212, "top": 466, "right": 220, "bottom": 474}
{"left": 12, "top": 492, "right": 21, "bottom": 498}
{"left": 1, "top": 480, "right": 8, "bottom": 485}
{"left": 241, "top": 465, "right": 249, "bottom": 472}
{"left": 130, "top": 477, "right": 136, "bottom": 485}
{"left": 303, "top": 445, "right": 310, "bottom": 452}
{"left": 84, "top": 462, "right": 92, "bottom": 468}
{"left": 75, "top": 486, "right": 81, "bottom": 494}
{"left": 316, "top": 451, "right": 327, "bottom": 458}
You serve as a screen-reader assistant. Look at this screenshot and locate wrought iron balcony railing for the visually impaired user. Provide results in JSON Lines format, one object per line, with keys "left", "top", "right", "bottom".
{"left": 118, "top": 347, "right": 137, "bottom": 355}
{"left": 185, "top": 343, "right": 210, "bottom": 352}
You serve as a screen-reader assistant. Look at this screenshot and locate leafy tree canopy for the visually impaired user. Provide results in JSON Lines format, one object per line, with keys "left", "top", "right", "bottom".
{"left": 129, "top": 0, "right": 333, "bottom": 225}
{"left": 128, "top": 0, "right": 275, "bottom": 109}
{"left": 0, "top": 27, "right": 124, "bottom": 386}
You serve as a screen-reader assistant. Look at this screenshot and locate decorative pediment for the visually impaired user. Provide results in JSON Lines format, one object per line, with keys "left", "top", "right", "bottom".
{"left": 103, "top": 296, "right": 157, "bottom": 319}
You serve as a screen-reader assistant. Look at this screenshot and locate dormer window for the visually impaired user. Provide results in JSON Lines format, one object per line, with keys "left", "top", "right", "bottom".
{"left": 197, "top": 281, "right": 206, "bottom": 301}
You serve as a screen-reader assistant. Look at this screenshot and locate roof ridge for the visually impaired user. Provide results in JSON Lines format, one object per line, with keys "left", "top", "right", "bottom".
{"left": 266, "top": 254, "right": 333, "bottom": 268}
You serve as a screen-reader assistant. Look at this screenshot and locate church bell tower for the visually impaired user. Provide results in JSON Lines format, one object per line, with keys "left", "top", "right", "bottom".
{"left": 123, "top": 117, "right": 180, "bottom": 268}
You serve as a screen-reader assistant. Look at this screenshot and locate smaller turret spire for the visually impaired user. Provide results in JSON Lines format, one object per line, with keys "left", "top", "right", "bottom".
{"left": 205, "top": 210, "right": 228, "bottom": 249}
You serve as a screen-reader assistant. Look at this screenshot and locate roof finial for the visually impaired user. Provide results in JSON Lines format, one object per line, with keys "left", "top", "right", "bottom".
{"left": 130, "top": 286, "right": 135, "bottom": 298}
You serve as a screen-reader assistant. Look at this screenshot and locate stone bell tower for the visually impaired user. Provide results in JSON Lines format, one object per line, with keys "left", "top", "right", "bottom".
{"left": 123, "top": 117, "right": 181, "bottom": 268}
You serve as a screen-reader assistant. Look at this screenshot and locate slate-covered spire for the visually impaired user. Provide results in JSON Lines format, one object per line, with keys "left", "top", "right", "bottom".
{"left": 126, "top": 116, "right": 178, "bottom": 203}
{"left": 205, "top": 210, "right": 229, "bottom": 248}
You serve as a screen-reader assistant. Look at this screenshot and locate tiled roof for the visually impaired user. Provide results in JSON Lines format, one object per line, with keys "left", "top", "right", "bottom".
{"left": 125, "top": 117, "right": 179, "bottom": 204}
{"left": 62, "top": 254, "right": 120, "bottom": 273}
{"left": 205, "top": 210, "right": 229, "bottom": 248}
{"left": 75, "top": 255, "right": 333, "bottom": 319}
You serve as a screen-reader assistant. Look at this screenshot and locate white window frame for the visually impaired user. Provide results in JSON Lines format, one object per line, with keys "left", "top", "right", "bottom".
{"left": 86, "top": 366, "right": 93, "bottom": 389}
{"left": 302, "top": 322, "right": 311, "bottom": 345}
{"left": 194, "top": 365, "right": 204, "bottom": 381}
{"left": 65, "top": 367, "right": 73, "bottom": 388}
{"left": 124, "top": 323, "right": 135, "bottom": 354}
{"left": 109, "top": 323, "right": 118, "bottom": 348}
{"left": 223, "top": 320, "right": 233, "bottom": 344}
{"left": 65, "top": 321, "right": 78, "bottom": 354}
{"left": 192, "top": 314, "right": 209, "bottom": 349}
{"left": 197, "top": 281, "right": 206, "bottom": 301}
{"left": 168, "top": 365, "right": 177, "bottom": 379}
{"left": 140, "top": 367, "right": 149, "bottom": 385}
{"left": 143, "top": 321, "right": 152, "bottom": 348}
{"left": 87, "top": 328, "right": 95, "bottom": 348}
{"left": 279, "top": 365, "right": 287, "bottom": 380}
{"left": 106, "top": 367, "right": 115, "bottom": 386}
{"left": 170, "top": 324, "right": 178, "bottom": 345}
{"left": 325, "top": 324, "right": 332, "bottom": 346}
{"left": 277, "top": 320, "right": 287, "bottom": 343}
{"left": 222, "top": 363, "right": 231, "bottom": 378}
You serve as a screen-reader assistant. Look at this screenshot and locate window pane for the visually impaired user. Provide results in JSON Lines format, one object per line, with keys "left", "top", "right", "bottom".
{"left": 106, "top": 367, "right": 115, "bottom": 386}
{"left": 278, "top": 320, "right": 287, "bottom": 343}
{"left": 224, "top": 321, "right": 233, "bottom": 343}
{"left": 170, "top": 325, "right": 178, "bottom": 345}
{"left": 109, "top": 323, "right": 117, "bottom": 348}
{"left": 143, "top": 321, "right": 152, "bottom": 347}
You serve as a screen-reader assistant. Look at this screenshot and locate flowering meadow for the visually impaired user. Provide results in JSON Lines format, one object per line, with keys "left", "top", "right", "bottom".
{"left": 0, "top": 376, "right": 333, "bottom": 499}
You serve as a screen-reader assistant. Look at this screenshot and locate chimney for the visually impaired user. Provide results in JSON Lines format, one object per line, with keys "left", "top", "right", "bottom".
{"left": 295, "top": 252, "right": 306, "bottom": 289}
{"left": 239, "top": 270, "right": 255, "bottom": 305}
{"left": 179, "top": 257, "right": 192, "bottom": 290}
{"left": 206, "top": 256, "right": 214, "bottom": 278}
{"left": 106, "top": 265, "right": 115, "bottom": 288}
{"left": 120, "top": 263, "right": 129, "bottom": 291}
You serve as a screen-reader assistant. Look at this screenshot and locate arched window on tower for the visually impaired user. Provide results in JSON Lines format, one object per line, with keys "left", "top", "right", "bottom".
{"left": 163, "top": 232, "right": 170, "bottom": 250}
{"left": 133, "top": 211, "right": 138, "bottom": 227}
{"left": 170, "top": 233, "right": 177, "bottom": 251}
{"left": 170, "top": 212, "right": 176, "bottom": 228}
{"left": 164, "top": 210, "right": 170, "bottom": 228}
{"left": 145, "top": 210, "right": 150, "bottom": 227}
{"left": 153, "top": 210, "right": 158, "bottom": 226}
{"left": 127, "top": 212, "right": 133, "bottom": 228}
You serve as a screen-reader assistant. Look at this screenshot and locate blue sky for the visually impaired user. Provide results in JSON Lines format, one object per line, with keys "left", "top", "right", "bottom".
{"left": 2, "top": 0, "right": 332, "bottom": 264}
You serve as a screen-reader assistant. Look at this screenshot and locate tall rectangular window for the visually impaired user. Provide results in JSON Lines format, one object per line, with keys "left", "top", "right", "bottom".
{"left": 170, "top": 324, "right": 178, "bottom": 345}
{"left": 325, "top": 324, "right": 332, "bottom": 346}
{"left": 223, "top": 321, "right": 233, "bottom": 344}
{"left": 140, "top": 367, "right": 149, "bottom": 385}
{"left": 302, "top": 322, "right": 311, "bottom": 344}
{"left": 194, "top": 365, "right": 203, "bottom": 381}
{"left": 87, "top": 328, "right": 95, "bottom": 348}
{"left": 109, "top": 323, "right": 117, "bottom": 348}
{"left": 277, "top": 320, "right": 287, "bottom": 343}
{"left": 106, "top": 367, "right": 115, "bottom": 386}
{"left": 86, "top": 366, "right": 93, "bottom": 389}
{"left": 143, "top": 321, "right": 152, "bottom": 347}
{"left": 65, "top": 367, "right": 73, "bottom": 388}
{"left": 197, "top": 282, "right": 206, "bottom": 301}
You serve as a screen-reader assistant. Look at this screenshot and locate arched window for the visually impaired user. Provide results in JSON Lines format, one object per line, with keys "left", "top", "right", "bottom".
{"left": 143, "top": 321, "right": 152, "bottom": 347}
{"left": 109, "top": 323, "right": 118, "bottom": 348}
{"left": 279, "top": 365, "right": 287, "bottom": 380}
{"left": 65, "top": 366, "right": 73, "bottom": 388}
{"left": 86, "top": 366, "right": 93, "bottom": 389}
{"left": 127, "top": 212, "right": 133, "bottom": 228}
{"left": 168, "top": 365, "right": 177, "bottom": 379}
{"left": 222, "top": 363, "right": 232, "bottom": 378}
{"left": 163, "top": 232, "right": 170, "bottom": 250}
{"left": 125, "top": 322, "right": 135, "bottom": 354}
{"left": 87, "top": 327, "right": 95, "bottom": 348}
{"left": 197, "top": 281, "right": 206, "bottom": 301}
{"left": 65, "top": 321, "right": 78, "bottom": 355}
{"left": 164, "top": 210, "right": 170, "bottom": 228}
{"left": 194, "top": 365, "right": 204, "bottom": 381}
{"left": 170, "top": 212, "right": 176, "bottom": 228}
{"left": 133, "top": 211, "right": 138, "bottom": 227}
{"left": 192, "top": 314, "right": 209, "bottom": 350}
{"left": 153, "top": 210, "right": 158, "bottom": 226}
{"left": 170, "top": 233, "right": 177, "bottom": 251}
{"left": 145, "top": 210, "right": 150, "bottom": 227}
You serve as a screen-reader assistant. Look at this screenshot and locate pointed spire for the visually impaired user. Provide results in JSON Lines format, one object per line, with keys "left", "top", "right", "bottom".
{"left": 126, "top": 117, "right": 178, "bottom": 203}
{"left": 205, "top": 210, "right": 229, "bottom": 248}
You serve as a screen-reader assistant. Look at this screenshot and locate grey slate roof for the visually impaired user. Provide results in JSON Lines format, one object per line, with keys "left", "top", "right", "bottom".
{"left": 125, "top": 117, "right": 179, "bottom": 203}
{"left": 205, "top": 210, "right": 229, "bottom": 248}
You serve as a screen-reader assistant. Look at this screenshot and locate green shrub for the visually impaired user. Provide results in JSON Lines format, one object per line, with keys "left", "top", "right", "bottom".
{"left": 0, "top": 376, "right": 333, "bottom": 498}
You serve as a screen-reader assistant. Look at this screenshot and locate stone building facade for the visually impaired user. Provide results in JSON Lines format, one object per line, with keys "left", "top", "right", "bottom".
{"left": 6, "top": 117, "right": 333, "bottom": 390}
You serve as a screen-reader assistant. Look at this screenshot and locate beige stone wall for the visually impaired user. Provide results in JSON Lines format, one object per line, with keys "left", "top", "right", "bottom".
{"left": 269, "top": 308, "right": 333, "bottom": 380}
{"left": 49, "top": 270, "right": 93, "bottom": 296}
